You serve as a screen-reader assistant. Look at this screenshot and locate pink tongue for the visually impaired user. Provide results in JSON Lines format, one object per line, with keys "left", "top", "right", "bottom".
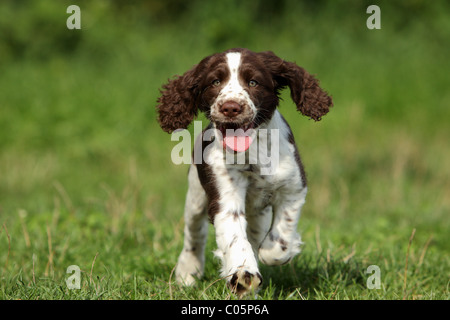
{"left": 223, "top": 135, "right": 253, "bottom": 152}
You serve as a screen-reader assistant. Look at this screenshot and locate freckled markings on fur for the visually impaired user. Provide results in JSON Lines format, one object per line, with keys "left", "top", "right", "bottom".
{"left": 231, "top": 210, "right": 245, "bottom": 221}
{"left": 228, "top": 270, "right": 263, "bottom": 295}
{"left": 229, "top": 235, "right": 237, "bottom": 248}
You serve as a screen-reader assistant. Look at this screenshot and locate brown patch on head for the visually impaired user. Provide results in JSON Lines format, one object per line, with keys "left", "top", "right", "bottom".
{"left": 156, "top": 52, "right": 228, "bottom": 133}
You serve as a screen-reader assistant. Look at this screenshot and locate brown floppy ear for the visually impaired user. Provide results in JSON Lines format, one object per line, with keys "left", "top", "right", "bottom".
{"left": 156, "top": 66, "right": 200, "bottom": 133}
{"left": 258, "top": 51, "right": 333, "bottom": 121}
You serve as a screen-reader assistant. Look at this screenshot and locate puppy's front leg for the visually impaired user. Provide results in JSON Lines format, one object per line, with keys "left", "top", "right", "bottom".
{"left": 212, "top": 169, "right": 262, "bottom": 295}
{"left": 214, "top": 209, "right": 262, "bottom": 295}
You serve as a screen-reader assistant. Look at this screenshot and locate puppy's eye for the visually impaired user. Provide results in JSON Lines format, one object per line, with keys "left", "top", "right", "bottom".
{"left": 249, "top": 80, "right": 258, "bottom": 87}
{"left": 212, "top": 79, "right": 221, "bottom": 87}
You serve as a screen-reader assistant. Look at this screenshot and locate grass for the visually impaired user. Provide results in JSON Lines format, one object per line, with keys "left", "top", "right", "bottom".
{"left": 0, "top": 1, "right": 449, "bottom": 300}
{"left": 0, "top": 212, "right": 446, "bottom": 300}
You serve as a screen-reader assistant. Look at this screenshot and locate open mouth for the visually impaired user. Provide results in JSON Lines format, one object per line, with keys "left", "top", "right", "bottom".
{"left": 216, "top": 121, "right": 256, "bottom": 152}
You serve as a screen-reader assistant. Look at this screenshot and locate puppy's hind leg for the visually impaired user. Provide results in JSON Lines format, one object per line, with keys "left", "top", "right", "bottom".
{"left": 175, "top": 164, "right": 208, "bottom": 286}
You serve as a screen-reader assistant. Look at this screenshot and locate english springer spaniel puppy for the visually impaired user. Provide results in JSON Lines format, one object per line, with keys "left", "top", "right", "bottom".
{"left": 157, "top": 48, "right": 333, "bottom": 295}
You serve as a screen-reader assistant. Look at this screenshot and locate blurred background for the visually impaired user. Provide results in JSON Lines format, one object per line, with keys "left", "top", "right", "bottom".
{"left": 0, "top": 0, "right": 449, "bottom": 297}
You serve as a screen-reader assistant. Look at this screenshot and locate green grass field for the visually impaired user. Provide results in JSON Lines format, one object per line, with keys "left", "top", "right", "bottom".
{"left": 0, "top": 1, "right": 449, "bottom": 300}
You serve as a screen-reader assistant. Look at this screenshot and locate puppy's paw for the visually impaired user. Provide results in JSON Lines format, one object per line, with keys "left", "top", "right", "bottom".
{"left": 175, "top": 250, "right": 204, "bottom": 286}
{"left": 258, "top": 232, "right": 302, "bottom": 266}
{"left": 227, "top": 269, "right": 262, "bottom": 296}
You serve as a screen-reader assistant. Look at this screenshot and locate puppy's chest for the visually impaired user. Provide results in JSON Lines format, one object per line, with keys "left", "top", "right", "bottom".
{"left": 238, "top": 167, "right": 294, "bottom": 210}
{"left": 238, "top": 163, "right": 294, "bottom": 194}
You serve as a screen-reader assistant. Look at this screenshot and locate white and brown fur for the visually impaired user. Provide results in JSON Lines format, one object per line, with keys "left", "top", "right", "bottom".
{"left": 157, "top": 48, "right": 333, "bottom": 295}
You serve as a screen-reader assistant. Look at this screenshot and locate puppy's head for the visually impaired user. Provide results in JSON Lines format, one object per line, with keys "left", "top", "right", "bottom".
{"left": 156, "top": 48, "right": 333, "bottom": 135}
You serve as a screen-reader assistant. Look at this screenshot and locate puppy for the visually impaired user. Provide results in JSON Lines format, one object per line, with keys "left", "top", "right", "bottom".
{"left": 157, "top": 48, "right": 333, "bottom": 295}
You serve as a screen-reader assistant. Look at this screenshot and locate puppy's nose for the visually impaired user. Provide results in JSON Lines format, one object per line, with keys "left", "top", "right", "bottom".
{"left": 220, "top": 101, "right": 242, "bottom": 118}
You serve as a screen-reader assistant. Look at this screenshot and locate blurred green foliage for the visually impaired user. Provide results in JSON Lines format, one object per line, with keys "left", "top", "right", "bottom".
{"left": 1, "top": 0, "right": 450, "bottom": 62}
